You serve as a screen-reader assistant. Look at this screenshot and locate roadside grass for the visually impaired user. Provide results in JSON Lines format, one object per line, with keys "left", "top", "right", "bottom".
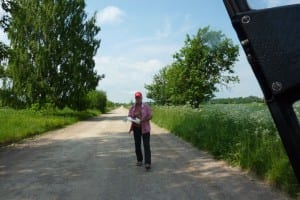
{"left": 0, "top": 107, "right": 100, "bottom": 146}
{"left": 152, "top": 104, "right": 300, "bottom": 198}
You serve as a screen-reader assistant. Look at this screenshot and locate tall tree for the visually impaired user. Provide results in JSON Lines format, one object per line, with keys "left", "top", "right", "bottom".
{"left": 145, "top": 66, "right": 169, "bottom": 105}
{"left": 147, "top": 26, "right": 239, "bottom": 107}
{"left": 6, "top": 0, "right": 102, "bottom": 109}
{"left": 146, "top": 63, "right": 186, "bottom": 105}
{"left": 0, "top": 0, "right": 11, "bottom": 75}
{"left": 0, "top": 0, "right": 13, "bottom": 107}
{"left": 0, "top": 44, "right": 8, "bottom": 79}
{"left": 146, "top": 27, "right": 239, "bottom": 107}
{"left": 173, "top": 26, "right": 239, "bottom": 108}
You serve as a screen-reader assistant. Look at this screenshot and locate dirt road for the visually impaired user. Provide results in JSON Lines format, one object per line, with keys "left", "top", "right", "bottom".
{"left": 0, "top": 107, "right": 292, "bottom": 200}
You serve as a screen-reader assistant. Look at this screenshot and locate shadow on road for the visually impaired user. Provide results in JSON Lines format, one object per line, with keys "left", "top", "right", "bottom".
{"left": 0, "top": 110, "right": 292, "bottom": 200}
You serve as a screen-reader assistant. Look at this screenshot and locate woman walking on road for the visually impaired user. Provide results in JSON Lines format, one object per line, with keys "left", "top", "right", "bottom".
{"left": 128, "top": 91, "right": 152, "bottom": 170}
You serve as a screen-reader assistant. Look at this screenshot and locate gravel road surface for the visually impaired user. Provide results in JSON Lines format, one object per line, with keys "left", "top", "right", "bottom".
{"left": 0, "top": 107, "right": 293, "bottom": 200}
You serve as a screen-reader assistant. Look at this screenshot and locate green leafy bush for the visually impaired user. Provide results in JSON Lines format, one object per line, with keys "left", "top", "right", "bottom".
{"left": 86, "top": 90, "right": 107, "bottom": 113}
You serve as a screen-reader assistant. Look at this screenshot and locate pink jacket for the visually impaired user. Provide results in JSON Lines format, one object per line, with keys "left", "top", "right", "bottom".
{"left": 128, "top": 103, "right": 152, "bottom": 134}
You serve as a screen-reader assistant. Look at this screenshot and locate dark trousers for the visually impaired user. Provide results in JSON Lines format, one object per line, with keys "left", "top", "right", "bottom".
{"left": 133, "top": 127, "right": 151, "bottom": 165}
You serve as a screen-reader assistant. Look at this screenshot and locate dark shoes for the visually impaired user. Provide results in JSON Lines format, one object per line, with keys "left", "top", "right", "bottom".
{"left": 145, "top": 163, "right": 151, "bottom": 170}
{"left": 136, "top": 161, "right": 151, "bottom": 170}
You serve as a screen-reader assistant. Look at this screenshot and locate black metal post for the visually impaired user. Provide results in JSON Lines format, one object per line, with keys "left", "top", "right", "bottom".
{"left": 223, "top": 0, "right": 300, "bottom": 182}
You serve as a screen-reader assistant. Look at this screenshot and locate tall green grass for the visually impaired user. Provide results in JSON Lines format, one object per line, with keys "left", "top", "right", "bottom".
{"left": 152, "top": 104, "right": 300, "bottom": 197}
{"left": 0, "top": 107, "right": 100, "bottom": 145}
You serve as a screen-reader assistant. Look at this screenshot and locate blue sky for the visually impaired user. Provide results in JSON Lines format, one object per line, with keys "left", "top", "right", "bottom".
{"left": 83, "top": 0, "right": 300, "bottom": 103}
{"left": 1, "top": 0, "right": 300, "bottom": 103}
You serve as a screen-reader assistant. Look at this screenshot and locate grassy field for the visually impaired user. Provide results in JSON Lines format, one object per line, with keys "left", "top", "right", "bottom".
{"left": 151, "top": 103, "right": 300, "bottom": 198}
{"left": 0, "top": 107, "right": 100, "bottom": 146}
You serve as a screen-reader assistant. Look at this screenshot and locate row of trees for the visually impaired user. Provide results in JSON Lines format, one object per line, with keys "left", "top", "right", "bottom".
{"left": 0, "top": 0, "right": 104, "bottom": 110}
{"left": 208, "top": 96, "right": 264, "bottom": 104}
{"left": 145, "top": 27, "right": 239, "bottom": 108}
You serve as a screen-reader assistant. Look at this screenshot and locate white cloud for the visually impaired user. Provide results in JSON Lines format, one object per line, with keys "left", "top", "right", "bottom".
{"left": 133, "top": 43, "right": 179, "bottom": 60}
{"left": 94, "top": 56, "right": 164, "bottom": 83}
{"left": 108, "top": 36, "right": 180, "bottom": 60}
{"left": 97, "top": 6, "right": 125, "bottom": 25}
{"left": 94, "top": 55, "right": 165, "bottom": 102}
{"left": 95, "top": 51, "right": 263, "bottom": 102}
{"left": 155, "top": 15, "right": 195, "bottom": 39}
{"left": 264, "top": 0, "right": 280, "bottom": 7}
{"left": 288, "top": 0, "right": 300, "bottom": 3}
{"left": 263, "top": 0, "right": 300, "bottom": 7}
{"left": 133, "top": 59, "right": 164, "bottom": 73}
{"left": 180, "top": 14, "right": 194, "bottom": 34}
{"left": 155, "top": 18, "right": 172, "bottom": 38}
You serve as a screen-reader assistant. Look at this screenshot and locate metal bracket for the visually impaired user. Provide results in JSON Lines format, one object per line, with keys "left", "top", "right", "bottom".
{"left": 223, "top": 0, "right": 300, "bottom": 182}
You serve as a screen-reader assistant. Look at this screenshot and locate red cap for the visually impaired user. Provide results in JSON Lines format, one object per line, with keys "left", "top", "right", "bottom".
{"left": 135, "top": 91, "right": 142, "bottom": 97}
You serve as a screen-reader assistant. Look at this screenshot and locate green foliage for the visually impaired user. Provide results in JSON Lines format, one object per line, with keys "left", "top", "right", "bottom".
{"left": 146, "top": 26, "right": 239, "bottom": 108}
{"left": 0, "top": 43, "right": 8, "bottom": 66}
{"left": 145, "top": 67, "right": 168, "bottom": 105}
{"left": 86, "top": 90, "right": 107, "bottom": 113}
{"left": 0, "top": 88, "right": 19, "bottom": 108}
{"left": 4, "top": 0, "right": 102, "bottom": 110}
{"left": 0, "top": 107, "right": 100, "bottom": 145}
{"left": 208, "top": 96, "right": 264, "bottom": 104}
{"left": 152, "top": 104, "right": 300, "bottom": 197}
{"left": 0, "top": 1, "right": 11, "bottom": 107}
{"left": 0, "top": 0, "right": 13, "bottom": 29}
{"left": 106, "top": 100, "right": 119, "bottom": 110}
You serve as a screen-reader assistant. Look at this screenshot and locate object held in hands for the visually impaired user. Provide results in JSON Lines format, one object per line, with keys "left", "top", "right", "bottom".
{"left": 127, "top": 117, "right": 141, "bottom": 124}
{"left": 223, "top": 0, "right": 300, "bottom": 182}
